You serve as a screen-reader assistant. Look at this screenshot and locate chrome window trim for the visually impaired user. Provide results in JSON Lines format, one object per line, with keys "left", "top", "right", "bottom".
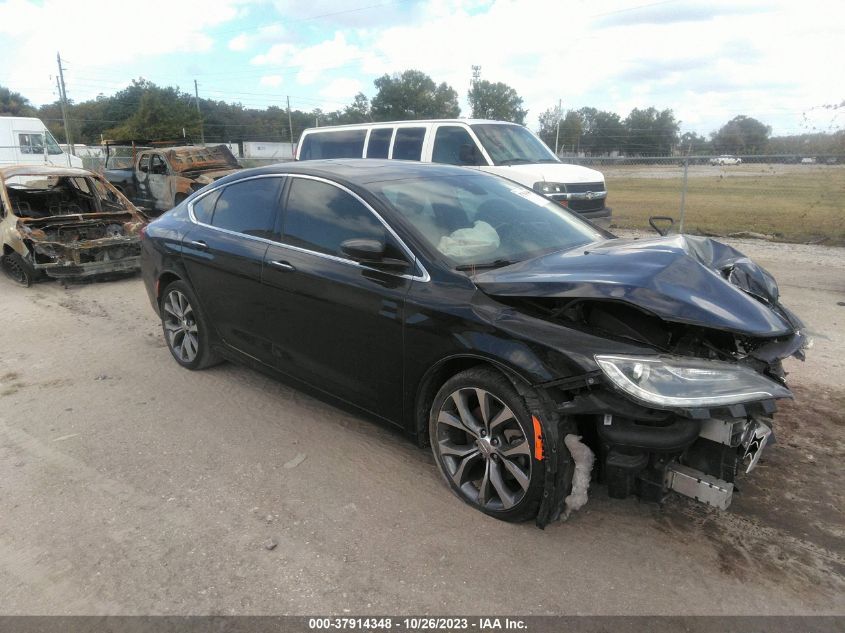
{"left": 187, "top": 173, "right": 430, "bottom": 283}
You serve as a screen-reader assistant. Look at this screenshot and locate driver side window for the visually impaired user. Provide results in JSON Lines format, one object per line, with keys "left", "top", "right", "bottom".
{"left": 432, "top": 126, "right": 485, "bottom": 166}
{"left": 282, "top": 177, "right": 405, "bottom": 261}
{"left": 150, "top": 155, "right": 168, "bottom": 175}
{"left": 138, "top": 154, "right": 150, "bottom": 173}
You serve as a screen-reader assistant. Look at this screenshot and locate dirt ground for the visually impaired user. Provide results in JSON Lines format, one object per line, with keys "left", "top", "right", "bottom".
{"left": 0, "top": 235, "right": 843, "bottom": 615}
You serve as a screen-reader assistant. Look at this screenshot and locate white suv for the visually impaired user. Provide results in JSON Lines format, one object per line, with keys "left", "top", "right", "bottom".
{"left": 296, "top": 119, "right": 611, "bottom": 226}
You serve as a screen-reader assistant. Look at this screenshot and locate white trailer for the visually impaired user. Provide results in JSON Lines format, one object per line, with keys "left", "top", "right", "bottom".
{"left": 241, "top": 141, "right": 294, "bottom": 161}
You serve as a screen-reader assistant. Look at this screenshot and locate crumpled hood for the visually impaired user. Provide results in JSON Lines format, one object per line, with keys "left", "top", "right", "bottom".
{"left": 473, "top": 234, "right": 804, "bottom": 338}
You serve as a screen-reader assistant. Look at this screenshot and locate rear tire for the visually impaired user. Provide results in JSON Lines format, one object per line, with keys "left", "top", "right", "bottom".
{"left": 429, "top": 367, "right": 546, "bottom": 522}
{"left": 160, "top": 280, "right": 221, "bottom": 370}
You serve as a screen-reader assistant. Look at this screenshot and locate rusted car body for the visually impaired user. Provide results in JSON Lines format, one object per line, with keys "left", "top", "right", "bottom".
{"left": 104, "top": 145, "right": 241, "bottom": 216}
{"left": 0, "top": 165, "right": 146, "bottom": 286}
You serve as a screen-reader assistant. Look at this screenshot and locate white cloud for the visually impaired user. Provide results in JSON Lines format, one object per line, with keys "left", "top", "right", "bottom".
{"left": 320, "top": 78, "right": 363, "bottom": 102}
{"left": 0, "top": 0, "right": 243, "bottom": 103}
{"left": 2, "top": 0, "right": 842, "bottom": 137}
{"left": 259, "top": 75, "right": 284, "bottom": 87}
{"left": 228, "top": 34, "right": 249, "bottom": 51}
{"left": 251, "top": 32, "right": 382, "bottom": 86}
{"left": 227, "top": 24, "right": 286, "bottom": 52}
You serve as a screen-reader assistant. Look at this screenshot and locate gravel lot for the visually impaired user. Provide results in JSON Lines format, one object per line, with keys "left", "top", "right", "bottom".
{"left": 0, "top": 235, "right": 843, "bottom": 615}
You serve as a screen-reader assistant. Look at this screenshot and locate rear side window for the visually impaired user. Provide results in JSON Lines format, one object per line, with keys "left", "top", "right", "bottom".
{"left": 209, "top": 178, "right": 281, "bottom": 239}
{"left": 283, "top": 178, "right": 388, "bottom": 257}
{"left": 392, "top": 127, "right": 426, "bottom": 161}
{"left": 366, "top": 128, "right": 393, "bottom": 158}
{"left": 432, "top": 126, "right": 484, "bottom": 165}
{"left": 299, "top": 130, "right": 366, "bottom": 160}
{"left": 192, "top": 189, "right": 222, "bottom": 224}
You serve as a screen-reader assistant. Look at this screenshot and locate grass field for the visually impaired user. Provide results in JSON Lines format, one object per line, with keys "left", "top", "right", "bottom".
{"left": 603, "top": 164, "right": 845, "bottom": 246}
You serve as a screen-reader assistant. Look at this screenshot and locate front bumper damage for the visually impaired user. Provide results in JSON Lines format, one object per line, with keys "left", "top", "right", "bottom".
{"left": 472, "top": 234, "right": 808, "bottom": 527}
{"left": 531, "top": 373, "right": 782, "bottom": 528}
{"left": 31, "top": 238, "right": 142, "bottom": 278}
{"left": 22, "top": 222, "right": 143, "bottom": 279}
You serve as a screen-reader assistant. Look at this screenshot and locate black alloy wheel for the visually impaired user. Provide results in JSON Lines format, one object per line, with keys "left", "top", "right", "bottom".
{"left": 429, "top": 367, "right": 545, "bottom": 522}
{"left": 160, "top": 280, "right": 220, "bottom": 370}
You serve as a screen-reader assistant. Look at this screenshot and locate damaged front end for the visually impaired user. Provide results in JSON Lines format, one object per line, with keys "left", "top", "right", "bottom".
{"left": 474, "top": 235, "right": 809, "bottom": 524}
{"left": 18, "top": 212, "right": 144, "bottom": 278}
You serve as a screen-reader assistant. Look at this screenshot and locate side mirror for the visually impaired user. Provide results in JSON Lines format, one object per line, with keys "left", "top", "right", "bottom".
{"left": 341, "top": 238, "right": 385, "bottom": 261}
{"left": 341, "top": 238, "right": 410, "bottom": 272}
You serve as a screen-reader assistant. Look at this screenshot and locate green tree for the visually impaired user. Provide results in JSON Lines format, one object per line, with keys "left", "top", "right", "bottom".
{"left": 0, "top": 85, "right": 37, "bottom": 116}
{"left": 577, "top": 107, "right": 626, "bottom": 154}
{"left": 468, "top": 80, "right": 527, "bottom": 124}
{"left": 370, "top": 70, "right": 460, "bottom": 120}
{"left": 623, "top": 107, "right": 679, "bottom": 155}
{"left": 537, "top": 104, "right": 562, "bottom": 148}
{"left": 104, "top": 84, "right": 200, "bottom": 141}
{"left": 711, "top": 115, "right": 771, "bottom": 154}
{"left": 341, "top": 92, "right": 372, "bottom": 124}
{"left": 679, "top": 131, "right": 709, "bottom": 154}
{"left": 537, "top": 106, "right": 582, "bottom": 153}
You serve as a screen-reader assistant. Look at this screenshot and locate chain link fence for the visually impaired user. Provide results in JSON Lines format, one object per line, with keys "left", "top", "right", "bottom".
{"left": 2, "top": 149, "right": 843, "bottom": 245}
{"left": 558, "top": 155, "right": 845, "bottom": 245}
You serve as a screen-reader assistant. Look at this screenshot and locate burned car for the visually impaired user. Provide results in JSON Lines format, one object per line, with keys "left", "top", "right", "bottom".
{"left": 140, "top": 160, "right": 807, "bottom": 526}
{"left": 105, "top": 144, "right": 241, "bottom": 216}
{"left": 1, "top": 165, "right": 146, "bottom": 286}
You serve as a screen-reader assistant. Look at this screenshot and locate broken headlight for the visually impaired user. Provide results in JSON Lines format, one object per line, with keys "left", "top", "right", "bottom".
{"left": 594, "top": 354, "right": 792, "bottom": 408}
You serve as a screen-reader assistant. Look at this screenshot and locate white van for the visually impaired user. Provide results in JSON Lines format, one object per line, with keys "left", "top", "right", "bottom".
{"left": 0, "top": 117, "right": 82, "bottom": 168}
{"left": 296, "top": 119, "right": 610, "bottom": 224}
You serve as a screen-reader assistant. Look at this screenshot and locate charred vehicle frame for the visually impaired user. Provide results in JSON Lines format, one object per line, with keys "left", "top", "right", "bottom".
{"left": 139, "top": 160, "right": 808, "bottom": 526}
{"left": 104, "top": 143, "right": 241, "bottom": 216}
{"left": 0, "top": 165, "right": 147, "bottom": 286}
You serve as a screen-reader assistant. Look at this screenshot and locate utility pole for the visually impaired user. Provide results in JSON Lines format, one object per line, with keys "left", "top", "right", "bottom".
{"left": 287, "top": 96, "right": 294, "bottom": 157}
{"left": 554, "top": 99, "right": 562, "bottom": 155}
{"left": 471, "top": 65, "right": 481, "bottom": 86}
{"left": 56, "top": 52, "right": 74, "bottom": 158}
{"left": 194, "top": 80, "right": 205, "bottom": 145}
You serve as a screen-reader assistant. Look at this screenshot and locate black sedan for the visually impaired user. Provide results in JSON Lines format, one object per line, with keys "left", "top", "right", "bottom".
{"left": 140, "top": 159, "right": 806, "bottom": 526}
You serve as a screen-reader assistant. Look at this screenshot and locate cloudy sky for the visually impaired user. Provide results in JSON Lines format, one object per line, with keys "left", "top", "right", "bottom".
{"left": 0, "top": 0, "right": 842, "bottom": 136}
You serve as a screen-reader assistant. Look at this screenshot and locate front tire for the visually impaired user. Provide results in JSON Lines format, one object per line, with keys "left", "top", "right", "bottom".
{"left": 2, "top": 252, "right": 36, "bottom": 287}
{"left": 429, "top": 367, "right": 545, "bottom": 522}
{"left": 160, "top": 280, "right": 221, "bottom": 370}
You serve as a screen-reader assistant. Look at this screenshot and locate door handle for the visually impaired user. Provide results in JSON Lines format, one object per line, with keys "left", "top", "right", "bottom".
{"left": 186, "top": 240, "right": 208, "bottom": 251}
{"left": 269, "top": 260, "right": 296, "bottom": 272}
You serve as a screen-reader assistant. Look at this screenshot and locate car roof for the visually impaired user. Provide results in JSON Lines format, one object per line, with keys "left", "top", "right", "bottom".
{"left": 0, "top": 165, "right": 94, "bottom": 178}
{"left": 301, "top": 119, "right": 520, "bottom": 132}
{"left": 226, "top": 159, "right": 485, "bottom": 186}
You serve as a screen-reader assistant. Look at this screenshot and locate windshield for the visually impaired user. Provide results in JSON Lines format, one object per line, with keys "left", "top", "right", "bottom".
{"left": 374, "top": 173, "right": 603, "bottom": 268}
{"left": 44, "top": 130, "right": 63, "bottom": 155}
{"left": 107, "top": 146, "right": 151, "bottom": 169}
{"left": 4, "top": 174, "right": 130, "bottom": 216}
{"left": 470, "top": 124, "right": 559, "bottom": 166}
